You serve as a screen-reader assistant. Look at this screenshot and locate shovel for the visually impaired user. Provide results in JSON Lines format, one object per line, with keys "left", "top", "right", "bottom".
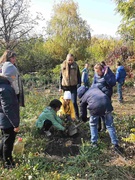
{"left": 68, "top": 122, "right": 83, "bottom": 136}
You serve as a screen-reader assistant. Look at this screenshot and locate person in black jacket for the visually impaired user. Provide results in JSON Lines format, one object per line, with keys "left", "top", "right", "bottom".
{"left": 0, "top": 76, "right": 20, "bottom": 168}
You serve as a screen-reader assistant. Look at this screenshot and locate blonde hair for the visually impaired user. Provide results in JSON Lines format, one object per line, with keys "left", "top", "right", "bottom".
{"left": 0, "top": 50, "right": 9, "bottom": 64}
{"left": 0, "top": 50, "right": 16, "bottom": 64}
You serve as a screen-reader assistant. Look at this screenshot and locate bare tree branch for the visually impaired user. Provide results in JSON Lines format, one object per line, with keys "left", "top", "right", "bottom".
{"left": 0, "top": 0, "right": 37, "bottom": 49}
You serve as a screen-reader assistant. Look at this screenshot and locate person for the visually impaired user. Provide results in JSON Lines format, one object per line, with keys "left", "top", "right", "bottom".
{"left": 59, "top": 54, "right": 81, "bottom": 119}
{"left": 58, "top": 91, "right": 76, "bottom": 122}
{"left": 92, "top": 63, "right": 116, "bottom": 131}
{"left": 116, "top": 61, "right": 127, "bottom": 103}
{"left": 78, "top": 85, "right": 122, "bottom": 152}
{"left": 0, "top": 50, "right": 24, "bottom": 107}
{"left": 92, "top": 63, "right": 116, "bottom": 99}
{"left": 0, "top": 75, "right": 20, "bottom": 169}
{"left": 36, "top": 99, "right": 65, "bottom": 137}
{"left": 81, "top": 63, "right": 90, "bottom": 87}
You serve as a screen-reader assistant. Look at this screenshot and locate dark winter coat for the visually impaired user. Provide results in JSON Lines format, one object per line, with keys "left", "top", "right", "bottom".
{"left": 78, "top": 86, "right": 113, "bottom": 121}
{"left": 0, "top": 76, "right": 20, "bottom": 129}
{"left": 91, "top": 67, "right": 116, "bottom": 99}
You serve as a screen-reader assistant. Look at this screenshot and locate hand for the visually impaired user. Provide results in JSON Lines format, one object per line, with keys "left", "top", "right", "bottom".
{"left": 59, "top": 89, "right": 63, "bottom": 93}
{"left": 104, "top": 67, "right": 108, "bottom": 75}
{"left": 14, "top": 127, "right": 20, "bottom": 132}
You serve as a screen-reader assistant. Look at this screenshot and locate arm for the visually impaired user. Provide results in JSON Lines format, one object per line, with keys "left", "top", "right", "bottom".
{"left": 115, "top": 69, "right": 120, "bottom": 82}
{"left": 54, "top": 115, "right": 65, "bottom": 131}
{"left": 59, "top": 71, "right": 63, "bottom": 90}
{"left": 80, "top": 99, "right": 88, "bottom": 122}
{"left": 77, "top": 66, "right": 81, "bottom": 85}
{"left": 104, "top": 68, "right": 116, "bottom": 87}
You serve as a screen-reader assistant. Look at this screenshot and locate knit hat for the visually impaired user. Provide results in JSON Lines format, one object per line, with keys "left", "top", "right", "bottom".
{"left": 64, "top": 91, "right": 71, "bottom": 100}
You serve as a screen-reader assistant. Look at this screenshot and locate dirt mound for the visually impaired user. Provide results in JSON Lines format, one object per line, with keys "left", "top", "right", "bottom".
{"left": 44, "top": 128, "right": 90, "bottom": 157}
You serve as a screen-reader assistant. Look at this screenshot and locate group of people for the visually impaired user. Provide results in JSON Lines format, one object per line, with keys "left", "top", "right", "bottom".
{"left": 0, "top": 51, "right": 126, "bottom": 169}
{"left": 36, "top": 54, "right": 127, "bottom": 150}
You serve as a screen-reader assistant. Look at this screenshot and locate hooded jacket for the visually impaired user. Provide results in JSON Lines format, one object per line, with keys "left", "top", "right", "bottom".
{"left": 36, "top": 107, "right": 65, "bottom": 131}
{"left": 0, "top": 76, "right": 20, "bottom": 129}
{"left": 91, "top": 67, "right": 116, "bottom": 99}
{"left": 116, "top": 66, "right": 126, "bottom": 83}
{"left": 58, "top": 96, "right": 76, "bottom": 120}
{"left": 77, "top": 86, "right": 113, "bottom": 121}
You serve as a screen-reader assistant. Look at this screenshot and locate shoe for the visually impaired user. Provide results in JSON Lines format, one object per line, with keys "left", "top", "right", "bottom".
{"left": 4, "top": 161, "right": 15, "bottom": 169}
{"left": 44, "top": 130, "right": 51, "bottom": 137}
{"left": 114, "top": 144, "right": 124, "bottom": 155}
{"left": 91, "top": 142, "right": 98, "bottom": 148}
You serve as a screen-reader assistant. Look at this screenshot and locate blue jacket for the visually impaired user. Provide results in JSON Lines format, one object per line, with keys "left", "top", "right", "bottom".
{"left": 116, "top": 66, "right": 126, "bottom": 83}
{"left": 78, "top": 87, "right": 113, "bottom": 121}
{"left": 91, "top": 67, "right": 116, "bottom": 99}
{"left": 81, "top": 68, "right": 89, "bottom": 86}
{"left": 0, "top": 76, "right": 20, "bottom": 129}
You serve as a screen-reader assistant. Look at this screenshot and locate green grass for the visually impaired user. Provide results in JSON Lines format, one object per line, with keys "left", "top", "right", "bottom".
{"left": 0, "top": 89, "right": 135, "bottom": 180}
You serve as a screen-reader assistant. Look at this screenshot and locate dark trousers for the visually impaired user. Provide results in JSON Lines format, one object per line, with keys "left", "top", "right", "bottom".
{"left": 0, "top": 127, "right": 16, "bottom": 164}
{"left": 43, "top": 120, "right": 52, "bottom": 131}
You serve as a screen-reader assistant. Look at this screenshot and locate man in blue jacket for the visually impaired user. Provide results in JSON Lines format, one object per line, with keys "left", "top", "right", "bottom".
{"left": 116, "top": 61, "right": 126, "bottom": 103}
{"left": 77, "top": 85, "right": 122, "bottom": 152}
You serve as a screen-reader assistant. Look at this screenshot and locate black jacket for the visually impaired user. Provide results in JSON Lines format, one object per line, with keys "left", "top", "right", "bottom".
{"left": 0, "top": 76, "right": 20, "bottom": 129}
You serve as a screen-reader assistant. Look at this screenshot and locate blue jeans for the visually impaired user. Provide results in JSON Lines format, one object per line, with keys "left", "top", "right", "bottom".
{"left": 70, "top": 89, "right": 79, "bottom": 118}
{"left": 89, "top": 113, "right": 118, "bottom": 145}
{"left": 117, "top": 82, "right": 124, "bottom": 101}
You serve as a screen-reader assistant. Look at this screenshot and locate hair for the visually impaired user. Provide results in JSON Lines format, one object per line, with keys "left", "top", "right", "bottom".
{"left": 117, "top": 61, "right": 121, "bottom": 66}
{"left": 66, "top": 53, "right": 74, "bottom": 60}
{"left": 101, "top": 61, "right": 106, "bottom": 66}
{"left": 0, "top": 50, "right": 16, "bottom": 63}
{"left": 94, "top": 63, "right": 104, "bottom": 71}
{"left": 49, "top": 99, "right": 62, "bottom": 109}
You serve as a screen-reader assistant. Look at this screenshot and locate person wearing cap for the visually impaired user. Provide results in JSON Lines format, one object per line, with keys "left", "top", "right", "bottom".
{"left": 59, "top": 54, "right": 81, "bottom": 119}
{"left": 36, "top": 99, "right": 65, "bottom": 137}
{"left": 58, "top": 91, "right": 76, "bottom": 122}
{"left": 0, "top": 50, "right": 24, "bottom": 107}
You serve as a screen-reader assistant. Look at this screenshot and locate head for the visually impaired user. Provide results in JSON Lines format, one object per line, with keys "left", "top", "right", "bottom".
{"left": 117, "top": 61, "right": 121, "bottom": 67}
{"left": 66, "top": 54, "right": 74, "bottom": 65}
{"left": 63, "top": 91, "right": 71, "bottom": 105}
{"left": 49, "top": 99, "right": 62, "bottom": 112}
{"left": 85, "top": 63, "right": 89, "bottom": 69}
{"left": 101, "top": 61, "right": 106, "bottom": 67}
{"left": 94, "top": 63, "right": 104, "bottom": 76}
{"left": 7, "top": 50, "right": 17, "bottom": 64}
{"left": 77, "top": 85, "right": 88, "bottom": 99}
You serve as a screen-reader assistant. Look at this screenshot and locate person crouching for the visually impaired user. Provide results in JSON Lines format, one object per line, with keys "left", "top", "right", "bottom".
{"left": 58, "top": 91, "right": 76, "bottom": 123}
{"left": 36, "top": 99, "right": 65, "bottom": 137}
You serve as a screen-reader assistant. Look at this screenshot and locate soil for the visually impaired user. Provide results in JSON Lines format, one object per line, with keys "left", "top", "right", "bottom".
{"left": 44, "top": 87, "right": 135, "bottom": 163}
{"left": 44, "top": 126, "right": 90, "bottom": 157}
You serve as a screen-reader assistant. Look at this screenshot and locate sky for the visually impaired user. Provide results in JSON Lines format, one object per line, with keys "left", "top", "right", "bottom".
{"left": 30, "top": 0, "right": 122, "bottom": 37}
